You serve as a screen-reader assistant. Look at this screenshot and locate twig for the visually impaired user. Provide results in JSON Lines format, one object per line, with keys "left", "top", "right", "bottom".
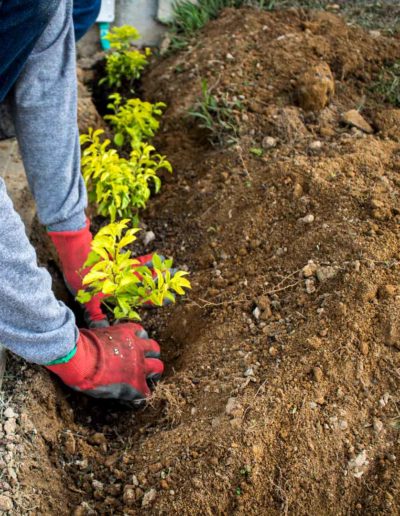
{"left": 265, "top": 280, "right": 302, "bottom": 295}
{"left": 242, "top": 378, "right": 268, "bottom": 421}
{"left": 237, "top": 146, "right": 250, "bottom": 177}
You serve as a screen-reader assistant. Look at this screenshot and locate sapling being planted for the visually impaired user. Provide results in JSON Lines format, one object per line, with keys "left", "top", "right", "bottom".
{"left": 105, "top": 93, "right": 166, "bottom": 148}
{"left": 101, "top": 25, "right": 151, "bottom": 89}
{"left": 76, "top": 219, "right": 191, "bottom": 321}
{"left": 80, "top": 129, "right": 172, "bottom": 223}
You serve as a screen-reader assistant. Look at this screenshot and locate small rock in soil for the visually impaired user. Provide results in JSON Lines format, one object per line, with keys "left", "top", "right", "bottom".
{"left": 225, "top": 398, "right": 239, "bottom": 416}
{"left": 312, "top": 367, "right": 323, "bottom": 382}
{"left": 0, "top": 494, "right": 13, "bottom": 512}
{"left": 373, "top": 418, "right": 384, "bottom": 434}
{"left": 142, "top": 488, "right": 157, "bottom": 508}
{"left": 309, "top": 140, "right": 323, "bottom": 151}
{"left": 298, "top": 214, "right": 314, "bottom": 224}
{"left": 123, "top": 486, "right": 136, "bottom": 506}
{"left": 302, "top": 261, "right": 317, "bottom": 278}
{"left": 348, "top": 450, "right": 369, "bottom": 478}
{"left": 64, "top": 431, "right": 76, "bottom": 455}
{"left": 359, "top": 341, "right": 369, "bottom": 356}
{"left": 3, "top": 407, "right": 17, "bottom": 419}
{"left": 305, "top": 278, "right": 316, "bottom": 294}
{"left": 341, "top": 110, "right": 373, "bottom": 134}
{"left": 160, "top": 479, "right": 169, "bottom": 490}
{"left": 316, "top": 266, "right": 337, "bottom": 283}
{"left": 4, "top": 419, "right": 16, "bottom": 436}
{"left": 307, "top": 336, "right": 322, "bottom": 350}
{"left": 244, "top": 367, "right": 254, "bottom": 377}
{"left": 143, "top": 231, "right": 156, "bottom": 246}
{"left": 262, "top": 136, "right": 277, "bottom": 149}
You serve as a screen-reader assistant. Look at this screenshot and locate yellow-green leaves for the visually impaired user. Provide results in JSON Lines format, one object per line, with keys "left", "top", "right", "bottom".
{"left": 105, "top": 93, "right": 166, "bottom": 149}
{"left": 80, "top": 129, "right": 172, "bottom": 222}
{"left": 101, "top": 25, "right": 151, "bottom": 89}
{"left": 76, "top": 220, "right": 191, "bottom": 321}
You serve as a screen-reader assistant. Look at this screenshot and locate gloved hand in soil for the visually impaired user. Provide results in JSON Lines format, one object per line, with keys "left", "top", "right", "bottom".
{"left": 49, "top": 220, "right": 175, "bottom": 328}
{"left": 46, "top": 323, "right": 164, "bottom": 401}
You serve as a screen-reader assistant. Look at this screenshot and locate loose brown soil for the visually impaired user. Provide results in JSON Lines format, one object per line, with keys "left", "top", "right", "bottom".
{"left": 3, "top": 7, "right": 400, "bottom": 515}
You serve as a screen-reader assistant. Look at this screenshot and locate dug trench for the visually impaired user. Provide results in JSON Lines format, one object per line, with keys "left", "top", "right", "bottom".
{"left": 3, "top": 6, "right": 400, "bottom": 515}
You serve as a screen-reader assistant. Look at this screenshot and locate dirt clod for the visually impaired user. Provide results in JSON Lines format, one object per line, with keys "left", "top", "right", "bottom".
{"left": 296, "top": 62, "right": 335, "bottom": 112}
{"left": 341, "top": 109, "right": 373, "bottom": 134}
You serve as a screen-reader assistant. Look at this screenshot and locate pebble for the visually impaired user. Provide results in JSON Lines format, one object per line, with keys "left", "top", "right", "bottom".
{"left": 244, "top": 367, "right": 254, "bottom": 378}
{"left": 305, "top": 278, "right": 316, "bottom": 294}
{"left": 257, "top": 295, "right": 271, "bottom": 311}
{"left": 348, "top": 450, "right": 368, "bottom": 478}
{"left": 309, "top": 140, "right": 323, "bottom": 151}
{"left": 262, "top": 136, "right": 277, "bottom": 149}
{"left": 252, "top": 306, "right": 261, "bottom": 320}
{"left": 160, "top": 479, "right": 169, "bottom": 490}
{"left": 312, "top": 367, "right": 323, "bottom": 382}
{"left": 123, "top": 486, "right": 136, "bottom": 506}
{"left": 225, "top": 397, "right": 238, "bottom": 416}
{"left": 142, "top": 488, "right": 157, "bottom": 508}
{"left": 148, "top": 462, "right": 163, "bottom": 474}
{"left": 143, "top": 231, "right": 156, "bottom": 246}
{"left": 298, "top": 214, "right": 314, "bottom": 224}
{"left": 302, "top": 261, "right": 317, "bottom": 278}
{"left": 4, "top": 419, "right": 16, "bottom": 436}
{"left": 380, "top": 392, "right": 390, "bottom": 407}
{"left": 316, "top": 266, "right": 337, "bottom": 283}
{"left": 373, "top": 418, "right": 384, "bottom": 434}
{"left": 341, "top": 109, "right": 373, "bottom": 134}
{"left": 3, "top": 408, "right": 17, "bottom": 419}
{"left": 64, "top": 432, "right": 76, "bottom": 455}
{"left": 226, "top": 53, "right": 234, "bottom": 61}
{"left": 269, "top": 346, "right": 278, "bottom": 357}
{"left": 307, "top": 336, "right": 322, "bottom": 350}
{"left": 0, "top": 495, "right": 13, "bottom": 512}
{"left": 359, "top": 341, "right": 369, "bottom": 356}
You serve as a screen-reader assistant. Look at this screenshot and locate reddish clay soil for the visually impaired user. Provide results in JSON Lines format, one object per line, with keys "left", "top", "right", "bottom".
{"left": 3, "top": 7, "right": 400, "bottom": 515}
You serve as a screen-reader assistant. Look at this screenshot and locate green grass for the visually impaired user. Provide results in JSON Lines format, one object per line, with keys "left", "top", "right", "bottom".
{"left": 371, "top": 61, "right": 400, "bottom": 107}
{"left": 168, "top": 0, "right": 400, "bottom": 51}
{"left": 188, "top": 79, "right": 242, "bottom": 146}
{"left": 170, "top": 0, "right": 267, "bottom": 49}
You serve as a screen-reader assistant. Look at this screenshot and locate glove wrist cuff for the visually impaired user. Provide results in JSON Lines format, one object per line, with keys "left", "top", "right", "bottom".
{"left": 45, "top": 345, "right": 77, "bottom": 366}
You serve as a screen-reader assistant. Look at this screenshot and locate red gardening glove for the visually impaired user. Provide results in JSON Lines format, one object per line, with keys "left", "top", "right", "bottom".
{"left": 48, "top": 220, "right": 108, "bottom": 328}
{"left": 46, "top": 323, "right": 164, "bottom": 401}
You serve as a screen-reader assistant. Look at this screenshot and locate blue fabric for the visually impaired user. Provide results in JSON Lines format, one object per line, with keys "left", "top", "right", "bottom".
{"left": 0, "top": 0, "right": 61, "bottom": 103}
{"left": 73, "top": 0, "right": 101, "bottom": 41}
{"left": 0, "top": 0, "right": 86, "bottom": 364}
{"left": 0, "top": 0, "right": 100, "bottom": 103}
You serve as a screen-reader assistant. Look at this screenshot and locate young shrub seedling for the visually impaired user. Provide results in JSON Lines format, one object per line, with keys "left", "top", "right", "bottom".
{"left": 188, "top": 79, "right": 242, "bottom": 146}
{"left": 80, "top": 129, "right": 172, "bottom": 223}
{"left": 76, "top": 219, "right": 191, "bottom": 321}
{"left": 101, "top": 25, "right": 151, "bottom": 89}
{"left": 105, "top": 93, "right": 166, "bottom": 148}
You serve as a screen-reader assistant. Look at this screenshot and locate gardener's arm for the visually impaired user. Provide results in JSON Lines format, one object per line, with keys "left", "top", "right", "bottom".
{"left": 0, "top": 0, "right": 164, "bottom": 400}
{"left": 0, "top": 177, "right": 163, "bottom": 400}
